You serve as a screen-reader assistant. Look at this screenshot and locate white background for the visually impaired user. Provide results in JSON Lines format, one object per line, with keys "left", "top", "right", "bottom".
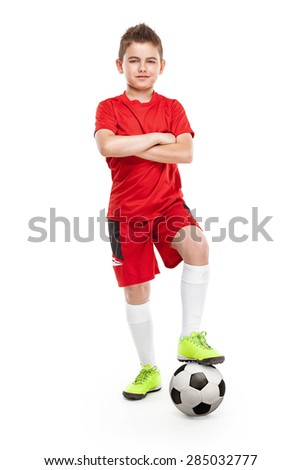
{"left": 1, "top": 0, "right": 300, "bottom": 468}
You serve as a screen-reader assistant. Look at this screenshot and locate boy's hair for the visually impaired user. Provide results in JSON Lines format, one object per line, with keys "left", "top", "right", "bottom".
{"left": 118, "top": 23, "right": 163, "bottom": 61}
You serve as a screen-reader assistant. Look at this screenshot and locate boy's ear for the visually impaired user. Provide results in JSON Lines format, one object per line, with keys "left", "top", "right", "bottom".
{"left": 116, "top": 59, "right": 124, "bottom": 74}
{"left": 159, "top": 59, "right": 166, "bottom": 75}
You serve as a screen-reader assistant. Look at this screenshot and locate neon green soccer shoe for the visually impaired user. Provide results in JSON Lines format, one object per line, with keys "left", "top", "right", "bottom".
{"left": 178, "top": 331, "right": 225, "bottom": 365}
{"left": 123, "top": 365, "right": 162, "bottom": 400}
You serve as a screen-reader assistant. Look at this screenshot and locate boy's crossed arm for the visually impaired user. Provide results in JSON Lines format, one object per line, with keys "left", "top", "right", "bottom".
{"left": 137, "top": 133, "right": 193, "bottom": 164}
{"left": 95, "top": 129, "right": 193, "bottom": 164}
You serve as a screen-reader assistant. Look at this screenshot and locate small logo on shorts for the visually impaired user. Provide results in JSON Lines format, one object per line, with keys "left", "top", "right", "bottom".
{"left": 112, "top": 256, "right": 123, "bottom": 266}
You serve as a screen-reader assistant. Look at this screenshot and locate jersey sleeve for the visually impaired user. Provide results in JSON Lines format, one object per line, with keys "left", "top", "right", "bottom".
{"left": 170, "top": 100, "right": 194, "bottom": 138}
{"left": 94, "top": 99, "right": 117, "bottom": 136}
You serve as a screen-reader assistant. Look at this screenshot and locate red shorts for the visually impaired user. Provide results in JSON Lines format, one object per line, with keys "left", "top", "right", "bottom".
{"left": 107, "top": 200, "right": 201, "bottom": 287}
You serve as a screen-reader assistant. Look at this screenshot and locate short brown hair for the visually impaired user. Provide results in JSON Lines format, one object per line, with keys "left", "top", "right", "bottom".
{"left": 118, "top": 23, "right": 163, "bottom": 61}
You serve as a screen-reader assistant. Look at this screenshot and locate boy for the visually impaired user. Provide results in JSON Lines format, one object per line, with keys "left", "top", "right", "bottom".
{"left": 94, "top": 24, "right": 224, "bottom": 400}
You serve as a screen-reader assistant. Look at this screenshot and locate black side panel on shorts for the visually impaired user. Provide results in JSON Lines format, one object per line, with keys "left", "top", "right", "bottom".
{"left": 183, "top": 202, "right": 192, "bottom": 214}
{"left": 108, "top": 220, "right": 124, "bottom": 260}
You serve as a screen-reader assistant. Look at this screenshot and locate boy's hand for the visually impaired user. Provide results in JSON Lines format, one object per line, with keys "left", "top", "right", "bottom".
{"left": 157, "top": 133, "right": 176, "bottom": 145}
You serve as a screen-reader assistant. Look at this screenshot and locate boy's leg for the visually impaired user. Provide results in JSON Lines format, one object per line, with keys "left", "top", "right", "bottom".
{"left": 124, "top": 282, "right": 156, "bottom": 367}
{"left": 171, "top": 225, "right": 209, "bottom": 336}
{"left": 123, "top": 282, "right": 161, "bottom": 400}
{"left": 108, "top": 219, "right": 162, "bottom": 399}
{"left": 171, "top": 225, "right": 224, "bottom": 364}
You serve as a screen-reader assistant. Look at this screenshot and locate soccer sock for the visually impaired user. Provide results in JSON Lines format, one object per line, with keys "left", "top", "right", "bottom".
{"left": 181, "top": 263, "right": 210, "bottom": 338}
{"left": 126, "top": 301, "right": 157, "bottom": 367}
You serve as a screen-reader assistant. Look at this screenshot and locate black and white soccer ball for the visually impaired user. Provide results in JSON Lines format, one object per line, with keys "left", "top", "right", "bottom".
{"left": 169, "top": 363, "right": 226, "bottom": 416}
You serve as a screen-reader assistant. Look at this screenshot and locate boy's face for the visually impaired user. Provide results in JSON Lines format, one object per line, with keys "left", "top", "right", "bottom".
{"left": 116, "top": 42, "right": 165, "bottom": 91}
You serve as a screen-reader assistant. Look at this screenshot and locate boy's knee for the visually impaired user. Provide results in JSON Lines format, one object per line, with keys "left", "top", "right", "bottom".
{"left": 191, "top": 235, "right": 209, "bottom": 264}
{"left": 124, "top": 282, "right": 150, "bottom": 305}
{"left": 199, "top": 232, "right": 209, "bottom": 256}
{"left": 172, "top": 226, "right": 209, "bottom": 265}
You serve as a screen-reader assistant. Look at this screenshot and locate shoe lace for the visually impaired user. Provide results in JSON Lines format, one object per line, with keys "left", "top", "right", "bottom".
{"left": 133, "top": 366, "right": 157, "bottom": 384}
{"left": 191, "top": 331, "right": 212, "bottom": 349}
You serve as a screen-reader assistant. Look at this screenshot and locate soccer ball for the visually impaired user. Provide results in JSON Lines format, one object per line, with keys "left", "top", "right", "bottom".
{"left": 169, "top": 363, "right": 226, "bottom": 416}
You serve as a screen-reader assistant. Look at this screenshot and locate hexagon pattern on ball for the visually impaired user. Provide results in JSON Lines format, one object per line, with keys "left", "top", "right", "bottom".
{"left": 169, "top": 363, "right": 226, "bottom": 416}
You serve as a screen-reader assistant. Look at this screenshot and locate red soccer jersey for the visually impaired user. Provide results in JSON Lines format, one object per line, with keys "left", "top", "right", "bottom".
{"left": 94, "top": 91, "right": 194, "bottom": 221}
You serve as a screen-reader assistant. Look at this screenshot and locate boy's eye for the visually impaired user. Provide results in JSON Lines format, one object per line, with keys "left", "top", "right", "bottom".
{"left": 128, "top": 59, "right": 156, "bottom": 64}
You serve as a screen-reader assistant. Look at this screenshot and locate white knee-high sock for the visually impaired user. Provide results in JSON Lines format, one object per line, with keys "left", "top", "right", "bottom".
{"left": 126, "top": 301, "right": 156, "bottom": 367}
{"left": 181, "top": 263, "right": 210, "bottom": 338}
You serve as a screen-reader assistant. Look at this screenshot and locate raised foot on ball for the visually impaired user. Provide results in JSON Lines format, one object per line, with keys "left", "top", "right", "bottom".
{"left": 177, "top": 331, "right": 225, "bottom": 365}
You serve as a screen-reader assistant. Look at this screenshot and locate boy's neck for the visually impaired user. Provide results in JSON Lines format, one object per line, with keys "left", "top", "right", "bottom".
{"left": 125, "top": 86, "right": 154, "bottom": 103}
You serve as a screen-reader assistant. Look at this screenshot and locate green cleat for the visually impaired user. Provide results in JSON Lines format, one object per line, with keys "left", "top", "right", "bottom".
{"left": 123, "top": 365, "right": 162, "bottom": 400}
{"left": 178, "top": 331, "right": 225, "bottom": 365}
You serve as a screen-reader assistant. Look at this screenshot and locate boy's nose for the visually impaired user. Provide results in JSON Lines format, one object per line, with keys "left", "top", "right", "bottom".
{"left": 138, "top": 62, "right": 147, "bottom": 72}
